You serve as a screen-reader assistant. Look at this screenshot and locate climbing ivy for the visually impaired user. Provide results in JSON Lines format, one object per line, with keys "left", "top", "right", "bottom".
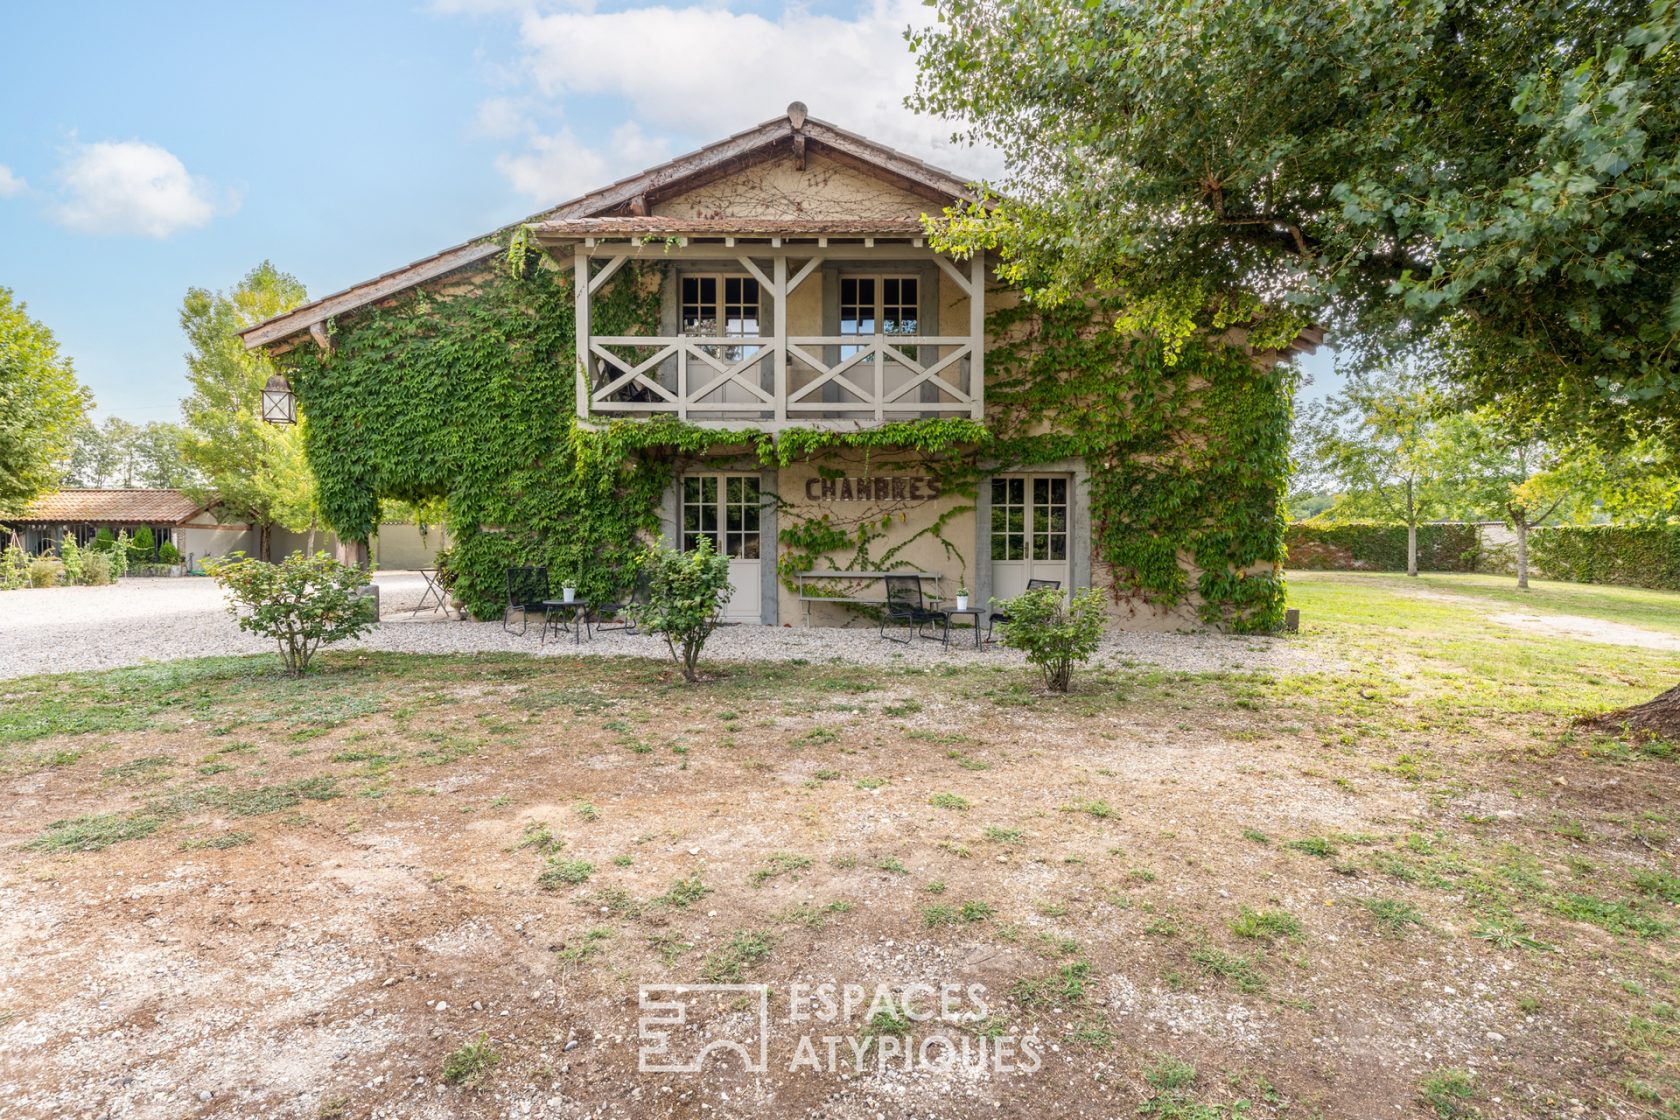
{"left": 284, "top": 235, "right": 1297, "bottom": 631}
{"left": 977, "top": 295, "right": 1298, "bottom": 632}
{"left": 282, "top": 254, "right": 675, "bottom": 617}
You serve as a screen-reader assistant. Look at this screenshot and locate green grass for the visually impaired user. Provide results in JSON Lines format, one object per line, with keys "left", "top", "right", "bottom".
{"left": 929, "top": 791, "right": 971, "bottom": 811}
{"left": 652, "top": 875, "right": 712, "bottom": 908}
{"left": 1361, "top": 898, "right": 1427, "bottom": 938}
{"left": 22, "top": 812, "right": 166, "bottom": 853}
{"left": 751, "top": 852, "right": 813, "bottom": 887}
{"left": 701, "top": 930, "right": 775, "bottom": 983}
{"left": 1418, "top": 1068, "right": 1480, "bottom": 1119}
{"left": 1189, "top": 945, "right": 1267, "bottom": 993}
{"left": 537, "top": 859, "right": 595, "bottom": 889}
{"left": 1230, "top": 907, "right": 1301, "bottom": 941}
{"left": 441, "top": 1033, "right": 499, "bottom": 1087}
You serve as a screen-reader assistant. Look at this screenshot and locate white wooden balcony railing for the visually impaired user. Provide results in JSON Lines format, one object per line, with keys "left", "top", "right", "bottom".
{"left": 585, "top": 334, "right": 980, "bottom": 424}
{"left": 572, "top": 246, "right": 986, "bottom": 431}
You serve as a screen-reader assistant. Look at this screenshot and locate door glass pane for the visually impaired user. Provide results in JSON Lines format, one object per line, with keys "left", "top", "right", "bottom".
{"left": 682, "top": 476, "right": 719, "bottom": 552}
{"left": 681, "top": 277, "right": 718, "bottom": 335}
{"left": 991, "top": 476, "right": 1025, "bottom": 561}
{"left": 723, "top": 277, "right": 760, "bottom": 337}
{"left": 722, "top": 476, "right": 760, "bottom": 559}
{"left": 1035, "top": 475, "right": 1069, "bottom": 561}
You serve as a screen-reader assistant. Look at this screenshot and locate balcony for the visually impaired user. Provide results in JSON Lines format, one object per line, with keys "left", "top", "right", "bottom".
{"left": 584, "top": 333, "right": 980, "bottom": 426}
{"left": 526, "top": 218, "right": 987, "bottom": 432}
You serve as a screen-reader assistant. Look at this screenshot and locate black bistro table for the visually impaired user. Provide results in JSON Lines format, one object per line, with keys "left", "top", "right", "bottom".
{"left": 540, "top": 599, "right": 593, "bottom": 645}
{"left": 944, "top": 607, "right": 986, "bottom": 648}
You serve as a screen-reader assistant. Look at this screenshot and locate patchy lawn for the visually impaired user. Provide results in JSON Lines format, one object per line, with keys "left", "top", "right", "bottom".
{"left": 0, "top": 572, "right": 1676, "bottom": 1119}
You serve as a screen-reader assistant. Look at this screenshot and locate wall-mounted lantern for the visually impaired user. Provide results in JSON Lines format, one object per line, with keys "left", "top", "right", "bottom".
{"left": 260, "top": 374, "right": 297, "bottom": 426}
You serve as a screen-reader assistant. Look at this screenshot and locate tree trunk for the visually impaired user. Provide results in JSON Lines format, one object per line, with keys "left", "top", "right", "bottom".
{"left": 1579, "top": 682, "right": 1680, "bottom": 741}
{"left": 1406, "top": 522, "right": 1418, "bottom": 577}
{"left": 1515, "top": 521, "right": 1529, "bottom": 589}
{"left": 259, "top": 522, "right": 271, "bottom": 563}
{"left": 307, "top": 515, "right": 317, "bottom": 555}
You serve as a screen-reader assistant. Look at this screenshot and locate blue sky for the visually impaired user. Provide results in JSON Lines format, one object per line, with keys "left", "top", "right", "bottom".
{"left": 0, "top": 0, "right": 1334, "bottom": 423}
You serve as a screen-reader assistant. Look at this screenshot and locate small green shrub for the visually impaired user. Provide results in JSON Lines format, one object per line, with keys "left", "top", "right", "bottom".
{"left": 128, "top": 525, "right": 156, "bottom": 565}
{"left": 158, "top": 540, "right": 182, "bottom": 565}
{"left": 59, "top": 535, "right": 83, "bottom": 583}
{"left": 81, "top": 552, "right": 114, "bottom": 586}
{"left": 629, "top": 536, "right": 733, "bottom": 683}
{"left": 207, "top": 552, "right": 376, "bottom": 675}
{"left": 28, "top": 556, "right": 63, "bottom": 587}
{"left": 997, "top": 586, "right": 1106, "bottom": 692}
{"left": 110, "top": 530, "right": 130, "bottom": 577}
{"left": 0, "top": 538, "right": 30, "bottom": 588}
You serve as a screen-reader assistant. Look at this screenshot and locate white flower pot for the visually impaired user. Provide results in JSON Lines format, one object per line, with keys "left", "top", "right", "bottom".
{"left": 956, "top": 595, "right": 969, "bottom": 611}
{"left": 562, "top": 587, "right": 576, "bottom": 603}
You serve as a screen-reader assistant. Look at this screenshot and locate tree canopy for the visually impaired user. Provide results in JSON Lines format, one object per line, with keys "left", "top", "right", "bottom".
{"left": 911, "top": 0, "right": 1680, "bottom": 446}
{"left": 0, "top": 287, "right": 90, "bottom": 516}
{"left": 64, "top": 416, "right": 195, "bottom": 489}
{"left": 179, "top": 262, "right": 315, "bottom": 545}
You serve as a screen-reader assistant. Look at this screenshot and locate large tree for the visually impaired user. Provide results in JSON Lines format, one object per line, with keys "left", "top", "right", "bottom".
{"left": 912, "top": 0, "right": 1680, "bottom": 732}
{"left": 179, "top": 262, "right": 314, "bottom": 557}
{"left": 1298, "top": 370, "right": 1461, "bottom": 576}
{"left": 911, "top": 0, "right": 1680, "bottom": 445}
{"left": 0, "top": 287, "right": 90, "bottom": 516}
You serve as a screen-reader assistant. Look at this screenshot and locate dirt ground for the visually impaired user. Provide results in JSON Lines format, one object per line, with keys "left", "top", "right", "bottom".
{"left": 1, "top": 641, "right": 1676, "bottom": 1120}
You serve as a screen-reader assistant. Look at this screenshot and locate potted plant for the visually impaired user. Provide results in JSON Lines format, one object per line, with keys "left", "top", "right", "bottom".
{"left": 562, "top": 558, "right": 579, "bottom": 603}
{"left": 955, "top": 584, "right": 970, "bottom": 612}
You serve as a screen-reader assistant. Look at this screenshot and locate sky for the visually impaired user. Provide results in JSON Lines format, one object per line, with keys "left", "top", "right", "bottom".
{"left": 0, "top": 0, "right": 1336, "bottom": 424}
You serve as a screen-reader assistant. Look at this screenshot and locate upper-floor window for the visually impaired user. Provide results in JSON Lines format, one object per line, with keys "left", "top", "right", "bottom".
{"left": 840, "top": 276, "right": 919, "bottom": 360}
{"left": 839, "top": 276, "right": 918, "bottom": 338}
{"left": 681, "top": 275, "right": 761, "bottom": 338}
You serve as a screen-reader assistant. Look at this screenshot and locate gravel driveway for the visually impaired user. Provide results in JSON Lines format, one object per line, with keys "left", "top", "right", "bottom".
{"left": 0, "top": 573, "right": 1332, "bottom": 680}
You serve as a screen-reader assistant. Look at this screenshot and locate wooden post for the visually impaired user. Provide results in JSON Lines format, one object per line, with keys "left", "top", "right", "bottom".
{"left": 970, "top": 249, "right": 986, "bottom": 420}
{"left": 573, "top": 247, "right": 591, "bottom": 421}
{"left": 772, "top": 255, "right": 788, "bottom": 426}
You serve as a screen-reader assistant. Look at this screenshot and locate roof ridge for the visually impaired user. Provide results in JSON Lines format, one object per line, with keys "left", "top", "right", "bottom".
{"left": 241, "top": 108, "right": 979, "bottom": 351}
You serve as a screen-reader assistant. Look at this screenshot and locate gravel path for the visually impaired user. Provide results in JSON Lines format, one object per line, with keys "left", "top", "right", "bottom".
{"left": 0, "top": 574, "right": 1336, "bottom": 680}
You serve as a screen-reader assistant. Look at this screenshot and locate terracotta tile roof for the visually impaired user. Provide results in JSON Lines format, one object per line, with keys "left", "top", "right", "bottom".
{"left": 528, "top": 216, "right": 928, "bottom": 239}
{"left": 10, "top": 489, "right": 207, "bottom": 524}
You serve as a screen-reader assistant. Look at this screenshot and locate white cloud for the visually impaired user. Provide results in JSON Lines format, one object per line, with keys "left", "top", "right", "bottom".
{"left": 52, "top": 140, "right": 232, "bottom": 238}
{"left": 474, "top": 96, "right": 534, "bottom": 140}
{"left": 0, "top": 164, "right": 25, "bottom": 197}
{"left": 496, "top": 122, "right": 671, "bottom": 202}
{"left": 471, "top": 0, "right": 999, "bottom": 202}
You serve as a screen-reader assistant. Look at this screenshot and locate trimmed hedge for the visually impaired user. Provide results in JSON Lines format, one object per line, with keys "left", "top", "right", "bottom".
{"left": 1529, "top": 526, "right": 1680, "bottom": 592}
{"left": 1286, "top": 521, "right": 1480, "bottom": 572}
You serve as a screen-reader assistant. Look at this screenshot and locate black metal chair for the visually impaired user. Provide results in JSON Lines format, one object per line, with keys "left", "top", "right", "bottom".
{"left": 502, "top": 566, "right": 550, "bottom": 635}
{"left": 592, "top": 568, "right": 651, "bottom": 635}
{"left": 985, "top": 578, "right": 1063, "bottom": 645}
{"left": 880, "top": 574, "right": 949, "bottom": 646}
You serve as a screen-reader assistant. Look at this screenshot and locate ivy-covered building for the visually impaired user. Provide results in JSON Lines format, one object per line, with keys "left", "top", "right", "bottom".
{"left": 241, "top": 104, "right": 1319, "bottom": 631}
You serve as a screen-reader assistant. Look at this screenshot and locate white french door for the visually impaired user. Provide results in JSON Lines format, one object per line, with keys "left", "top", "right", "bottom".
{"left": 990, "top": 474, "right": 1071, "bottom": 601}
{"left": 681, "top": 474, "right": 762, "bottom": 622}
